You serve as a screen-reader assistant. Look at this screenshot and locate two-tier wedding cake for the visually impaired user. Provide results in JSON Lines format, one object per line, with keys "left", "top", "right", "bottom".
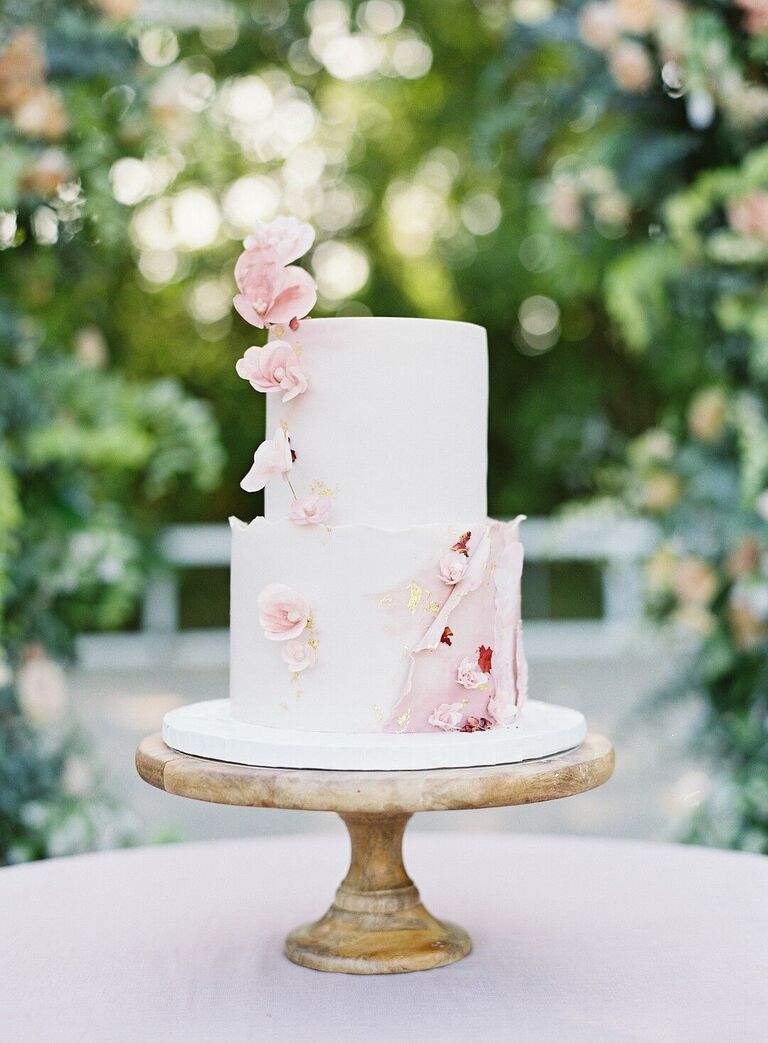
{"left": 163, "top": 217, "right": 586, "bottom": 769}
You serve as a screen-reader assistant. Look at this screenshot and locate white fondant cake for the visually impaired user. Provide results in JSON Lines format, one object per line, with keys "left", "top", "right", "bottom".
{"left": 162, "top": 217, "right": 586, "bottom": 768}
{"left": 230, "top": 314, "right": 526, "bottom": 736}
{"left": 264, "top": 317, "right": 488, "bottom": 527}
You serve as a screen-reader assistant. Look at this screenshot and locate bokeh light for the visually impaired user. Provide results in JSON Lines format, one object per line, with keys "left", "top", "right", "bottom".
{"left": 357, "top": 0, "right": 404, "bottom": 35}
{"left": 312, "top": 240, "right": 370, "bottom": 300}
{"left": 460, "top": 192, "right": 502, "bottom": 236}
{"left": 139, "top": 26, "right": 179, "bottom": 67}
{"left": 110, "top": 158, "right": 153, "bottom": 206}
{"left": 187, "top": 279, "right": 232, "bottom": 324}
{"left": 171, "top": 188, "right": 220, "bottom": 250}
{"left": 518, "top": 295, "right": 561, "bottom": 353}
{"left": 223, "top": 176, "right": 281, "bottom": 230}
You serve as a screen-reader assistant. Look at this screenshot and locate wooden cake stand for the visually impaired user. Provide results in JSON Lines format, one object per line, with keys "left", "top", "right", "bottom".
{"left": 136, "top": 733, "right": 614, "bottom": 975}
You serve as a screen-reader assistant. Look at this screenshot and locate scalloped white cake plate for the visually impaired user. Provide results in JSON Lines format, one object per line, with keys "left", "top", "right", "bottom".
{"left": 162, "top": 698, "right": 587, "bottom": 771}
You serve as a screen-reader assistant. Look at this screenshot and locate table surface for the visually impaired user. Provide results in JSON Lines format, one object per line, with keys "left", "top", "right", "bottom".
{"left": 137, "top": 732, "right": 614, "bottom": 811}
{"left": 3, "top": 832, "right": 767, "bottom": 1043}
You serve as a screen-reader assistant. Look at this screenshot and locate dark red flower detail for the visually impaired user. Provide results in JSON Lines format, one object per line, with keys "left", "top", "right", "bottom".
{"left": 289, "top": 316, "right": 300, "bottom": 331}
{"left": 460, "top": 716, "right": 493, "bottom": 733}
{"left": 477, "top": 645, "right": 493, "bottom": 673}
{"left": 440, "top": 626, "right": 453, "bottom": 646}
{"left": 452, "top": 531, "right": 471, "bottom": 556}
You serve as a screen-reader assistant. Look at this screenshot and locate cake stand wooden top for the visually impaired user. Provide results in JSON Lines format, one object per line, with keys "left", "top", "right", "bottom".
{"left": 136, "top": 732, "right": 614, "bottom": 814}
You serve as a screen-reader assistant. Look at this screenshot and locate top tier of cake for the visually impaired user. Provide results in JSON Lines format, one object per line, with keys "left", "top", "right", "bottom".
{"left": 264, "top": 317, "right": 488, "bottom": 528}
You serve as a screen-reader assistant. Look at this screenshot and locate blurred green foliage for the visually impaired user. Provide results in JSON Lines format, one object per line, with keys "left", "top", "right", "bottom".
{"left": 0, "top": 1, "right": 222, "bottom": 863}
{"left": 488, "top": 0, "right": 768, "bottom": 851}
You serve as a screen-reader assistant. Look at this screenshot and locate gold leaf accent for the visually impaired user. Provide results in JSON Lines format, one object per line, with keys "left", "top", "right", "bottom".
{"left": 311, "top": 480, "right": 334, "bottom": 498}
{"left": 378, "top": 595, "right": 393, "bottom": 609}
{"left": 308, "top": 638, "right": 319, "bottom": 649}
{"left": 294, "top": 340, "right": 303, "bottom": 355}
{"left": 396, "top": 707, "right": 412, "bottom": 733}
{"left": 275, "top": 325, "right": 285, "bottom": 338}
{"left": 406, "top": 582, "right": 424, "bottom": 613}
{"left": 371, "top": 703, "right": 384, "bottom": 722}
{"left": 427, "top": 596, "right": 441, "bottom": 615}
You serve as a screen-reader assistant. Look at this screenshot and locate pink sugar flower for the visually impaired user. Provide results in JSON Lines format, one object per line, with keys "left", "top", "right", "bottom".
{"left": 290, "top": 494, "right": 332, "bottom": 526}
{"left": 233, "top": 245, "right": 317, "bottom": 330}
{"left": 456, "top": 655, "right": 491, "bottom": 690}
{"left": 244, "top": 216, "right": 315, "bottom": 264}
{"left": 257, "top": 584, "right": 310, "bottom": 641}
{"left": 281, "top": 638, "right": 317, "bottom": 672}
{"left": 240, "top": 427, "right": 293, "bottom": 493}
{"left": 235, "top": 341, "right": 308, "bottom": 403}
{"left": 438, "top": 549, "right": 469, "bottom": 585}
{"left": 487, "top": 691, "right": 518, "bottom": 727}
{"left": 428, "top": 702, "right": 464, "bottom": 731}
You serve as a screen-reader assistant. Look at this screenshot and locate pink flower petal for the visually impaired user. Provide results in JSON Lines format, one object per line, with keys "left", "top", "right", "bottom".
{"left": 244, "top": 217, "right": 315, "bottom": 264}
{"left": 234, "top": 245, "right": 281, "bottom": 294}
{"left": 240, "top": 428, "right": 293, "bottom": 492}
{"left": 290, "top": 493, "right": 332, "bottom": 526}
{"left": 257, "top": 583, "right": 310, "bottom": 641}
{"left": 265, "top": 266, "right": 317, "bottom": 325}
{"left": 233, "top": 294, "right": 266, "bottom": 329}
{"left": 281, "top": 365, "right": 308, "bottom": 402}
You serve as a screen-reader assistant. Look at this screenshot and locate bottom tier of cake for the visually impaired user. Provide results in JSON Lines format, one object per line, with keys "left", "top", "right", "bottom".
{"left": 163, "top": 698, "right": 587, "bottom": 770}
{"left": 230, "top": 515, "right": 528, "bottom": 735}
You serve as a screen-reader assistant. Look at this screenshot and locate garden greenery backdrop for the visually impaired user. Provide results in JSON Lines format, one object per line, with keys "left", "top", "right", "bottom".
{"left": 1, "top": 0, "right": 767, "bottom": 859}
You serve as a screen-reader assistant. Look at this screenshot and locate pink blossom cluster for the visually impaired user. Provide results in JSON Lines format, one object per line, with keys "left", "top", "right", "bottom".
{"left": 257, "top": 583, "right": 318, "bottom": 675}
{"left": 233, "top": 216, "right": 317, "bottom": 330}
{"left": 455, "top": 654, "right": 491, "bottom": 690}
{"left": 574, "top": 0, "right": 768, "bottom": 133}
{"left": 233, "top": 218, "right": 330, "bottom": 519}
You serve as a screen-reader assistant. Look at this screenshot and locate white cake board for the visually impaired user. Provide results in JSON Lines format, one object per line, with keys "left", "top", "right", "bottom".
{"left": 162, "top": 699, "right": 587, "bottom": 771}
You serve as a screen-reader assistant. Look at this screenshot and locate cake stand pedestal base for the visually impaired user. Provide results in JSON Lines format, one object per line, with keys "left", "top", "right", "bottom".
{"left": 284, "top": 812, "right": 470, "bottom": 974}
{"left": 136, "top": 732, "right": 614, "bottom": 975}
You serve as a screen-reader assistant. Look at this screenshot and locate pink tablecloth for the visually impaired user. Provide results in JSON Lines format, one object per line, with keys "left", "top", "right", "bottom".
{"left": 2, "top": 832, "right": 766, "bottom": 1042}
